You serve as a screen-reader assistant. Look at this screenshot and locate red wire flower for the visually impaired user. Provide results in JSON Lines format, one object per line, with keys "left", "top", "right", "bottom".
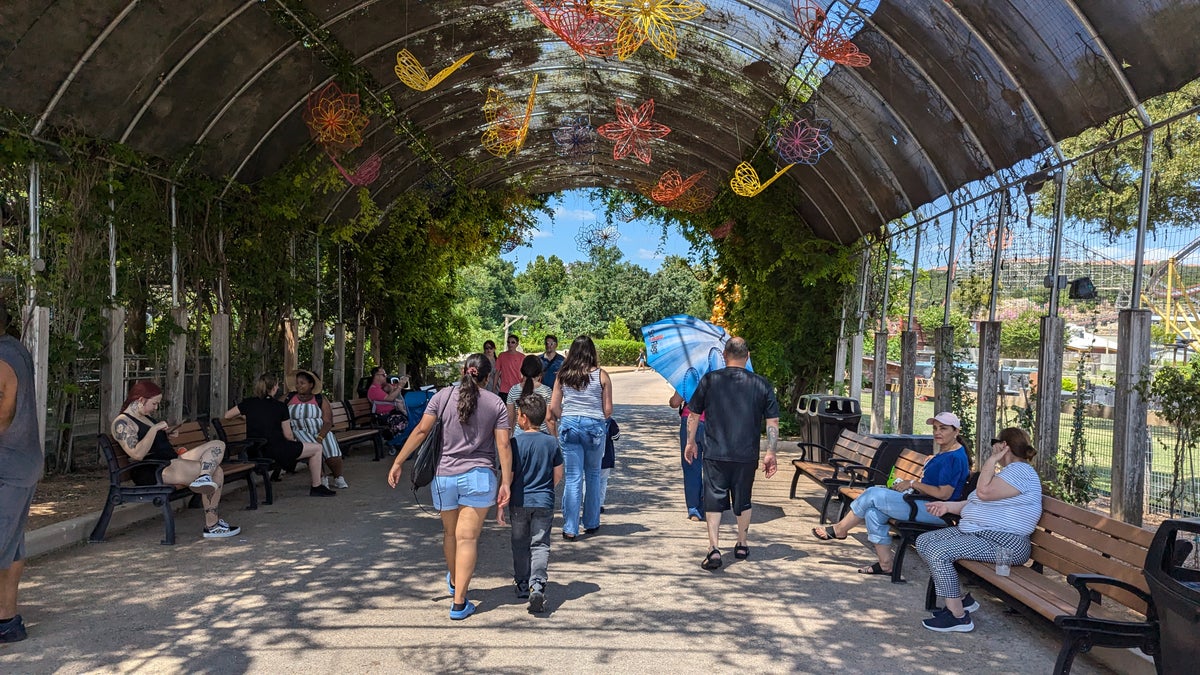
{"left": 792, "top": 0, "right": 871, "bottom": 67}
{"left": 596, "top": 98, "right": 671, "bottom": 164}
{"left": 711, "top": 220, "right": 734, "bottom": 239}
{"left": 526, "top": 0, "right": 619, "bottom": 59}
{"left": 650, "top": 169, "right": 706, "bottom": 204}
{"left": 773, "top": 117, "right": 833, "bottom": 165}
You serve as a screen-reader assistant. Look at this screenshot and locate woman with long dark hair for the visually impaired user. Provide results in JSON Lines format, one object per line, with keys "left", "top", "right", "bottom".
{"left": 549, "top": 336, "right": 613, "bottom": 541}
{"left": 387, "top": 354, "right": 512, "bottom": 621}
{"left": 110, "top": 380, "right": 240, "bottom": 538}
{"left": 507, "top": 354, "right": 553, "bottom": 436}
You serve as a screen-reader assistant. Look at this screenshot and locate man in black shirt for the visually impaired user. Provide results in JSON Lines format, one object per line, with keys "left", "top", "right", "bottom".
{"left": 685, "top": 337, "right": 779, "bottom": 570}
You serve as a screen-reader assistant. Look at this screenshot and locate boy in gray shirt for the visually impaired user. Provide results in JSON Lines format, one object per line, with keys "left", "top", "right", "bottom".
{"left": 508, "top": 395, "right": 563, "bottom": 613}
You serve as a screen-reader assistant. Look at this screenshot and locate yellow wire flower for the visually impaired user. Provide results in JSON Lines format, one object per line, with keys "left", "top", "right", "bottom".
{"left": 730, "top": 162, "right": 794, "bottom": 197}
{"left": 593, "top": 0, "right": 706, "bottom": 60}
{"left": 394, "top": 50, "right": 474, "bottom": 91}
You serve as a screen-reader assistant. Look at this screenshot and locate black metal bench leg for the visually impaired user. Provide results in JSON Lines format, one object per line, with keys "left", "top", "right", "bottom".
{"left": 159, "top": 496, "right": 176, "bottom": 545}
{"left": 924, "top": 575, "right": 938, "bottom": 611}
{"left": 1053, "top": 632, "right": 1089, "bottom": 675}
{"left": 259, "top": 468, "right": 274, "bottom": 505}
{"left": 244, "top": 472, "right": 258, "bottom": 510}
{"left": 372, "top": 436, "right": 383, "bottom": 461}
{"left": 890, "top": 533, "right": 911, "bottom": 584}
{"left": 789, "top": 469, "right": 801, "bottom": 499}
{"left": 819, "top": 488, "right": 836, "bottom": 524}
{"left": 89, "top": 491, "right": 119, "bottom": 543}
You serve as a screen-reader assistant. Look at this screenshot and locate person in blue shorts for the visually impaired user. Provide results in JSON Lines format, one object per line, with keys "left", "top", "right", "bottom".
{"left": 507, "top": 394, "right": 563, "bottom": 613}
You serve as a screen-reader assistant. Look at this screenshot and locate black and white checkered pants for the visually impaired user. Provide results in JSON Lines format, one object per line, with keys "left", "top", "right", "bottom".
{"left": 915, "top": 527, "right": 1031, "bottom": 599}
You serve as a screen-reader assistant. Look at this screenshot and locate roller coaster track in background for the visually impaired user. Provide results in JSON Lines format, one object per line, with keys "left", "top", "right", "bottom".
{"left": 1142, "top": 234, "right": 1200, "bottom": 343}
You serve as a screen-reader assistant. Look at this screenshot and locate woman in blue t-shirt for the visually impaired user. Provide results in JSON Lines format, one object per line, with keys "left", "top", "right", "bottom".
{"left": 812, "top": 411, "right": 972, "bottom": 576}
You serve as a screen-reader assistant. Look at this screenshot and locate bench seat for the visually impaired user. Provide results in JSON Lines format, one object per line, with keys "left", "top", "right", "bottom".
{"left": 789, "top": 429, "right": 885, "bottom": 523}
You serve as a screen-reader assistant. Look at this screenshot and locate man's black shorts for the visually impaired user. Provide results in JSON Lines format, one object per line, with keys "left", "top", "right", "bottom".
{"left": 702, "top": 459, "right": 757, "bottom": 515}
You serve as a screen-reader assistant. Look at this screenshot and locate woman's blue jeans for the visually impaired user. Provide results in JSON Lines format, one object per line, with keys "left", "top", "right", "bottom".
{"left": 679, "top": 417, "right": 705, "bottom": 519}
{"left": 559, "top": 416, "right": 606, "bottom": 536}
{"left": 850, "top": 485, "right": 945, "bottom": 545}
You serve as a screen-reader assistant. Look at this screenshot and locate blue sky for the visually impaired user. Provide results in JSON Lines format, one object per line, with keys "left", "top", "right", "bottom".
{"left": 502, "top": 188, "right": 695, "bottom": 272}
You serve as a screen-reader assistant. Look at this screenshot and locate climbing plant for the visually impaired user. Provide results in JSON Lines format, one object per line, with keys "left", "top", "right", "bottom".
{"left": 1049, "top": 356, "right": 1098, "bottom": 505}
{"left": 1141, "top": 360, "right": 1200, "bottom": 516}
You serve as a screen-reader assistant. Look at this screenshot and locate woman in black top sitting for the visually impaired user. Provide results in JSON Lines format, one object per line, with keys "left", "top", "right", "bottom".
{"left": 110, "top": 379, "right": 240, "bottom": 539}
{"left": 225, "top": 374, "right": 336, "bottom": 497}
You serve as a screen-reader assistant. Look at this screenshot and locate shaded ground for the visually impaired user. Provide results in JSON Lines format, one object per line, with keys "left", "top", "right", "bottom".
{"left": 28, "top": 468, "right": 108, "bottom": 531}
{"left": 5, "top": 370, "right": 1114, "bottom": 673}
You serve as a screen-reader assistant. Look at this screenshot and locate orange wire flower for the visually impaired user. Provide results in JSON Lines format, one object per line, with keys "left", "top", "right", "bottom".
{"left": 303, "top": 83, "right": 370, "bottom": 154}
{"left": 669, "top": 185, "right": 714, "bottom": 212}
{"left": 792, "top": 0, "right": 871, "bottom": 67}
{"left": 730, "top": 162, "right": 794, "bottom": 197}
{"left": 650, "top": 169, "right": 706, "bottom": 204}
{"left": 394, "top": 50, "right": 474, "bottom": 91}
{"left": 593, "top": 0, "right": 706, "bottom": 60}
{"left": 597, "top": 98, "right": 671, "bottom": 164}
{"left": 525, "top": 0, "right": 619, "bottom": 59}
{"left": 482, "top": 75, "right": 539, "bottom": 157}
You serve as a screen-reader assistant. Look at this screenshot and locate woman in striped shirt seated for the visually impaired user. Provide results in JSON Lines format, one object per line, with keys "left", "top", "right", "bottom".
{"left": 915, "top": 427, "right": 1042, "bottom": 633}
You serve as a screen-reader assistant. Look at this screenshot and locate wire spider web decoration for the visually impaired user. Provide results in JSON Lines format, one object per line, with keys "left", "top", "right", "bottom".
{"left": 575, "top": 224, "right": 620, "bottom": 252}
{"left": 552, "top": 115, "right": 598, "bottom": 160}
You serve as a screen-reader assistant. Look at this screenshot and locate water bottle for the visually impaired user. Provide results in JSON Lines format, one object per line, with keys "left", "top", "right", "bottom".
{"left": 995, "top": 547, "right": 1011, "bottom": 577}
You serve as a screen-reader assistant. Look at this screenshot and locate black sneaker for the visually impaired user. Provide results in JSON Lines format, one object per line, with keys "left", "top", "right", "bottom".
{"left": 962, "top": 593, "right": 980, "bottom": 613}
{"left": 514, "top": 579, "right": 530, "bottom": 599}
{"left": 0, "top": 615, "right": 27, "bottom": 643}
{"left": 923, "top": 609, "right": 973, "bottom": 632}
{"left": 528, "top": 583, "right": 546, "bottom": 613}
{"left": 309, "top": 484, "right": 337, "bottom": 497}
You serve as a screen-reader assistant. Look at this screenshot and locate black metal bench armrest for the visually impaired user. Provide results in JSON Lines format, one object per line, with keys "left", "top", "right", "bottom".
{"left": 901, "top": 491, "right": 937, "bottom": 520}
{"left": 840, "top": 463, "right": 886, "bottom": 487}
{"left": 1065, "top": 573, "right": 1155, "bottom": 619}
{"left": 794, "top": 441, "right": 830, "bottom": 463}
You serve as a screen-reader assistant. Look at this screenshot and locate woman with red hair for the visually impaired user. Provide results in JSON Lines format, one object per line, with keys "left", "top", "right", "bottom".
{"left": 110, "top": 380, "right": 240, "bottom": 539}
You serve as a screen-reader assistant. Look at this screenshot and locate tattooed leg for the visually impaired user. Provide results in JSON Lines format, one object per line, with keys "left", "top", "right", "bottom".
{"left": 203, "top": 507, "right": 219, "bottom": 528}
{"left": 200, "top": 446, "right": 222, "bottom": 475}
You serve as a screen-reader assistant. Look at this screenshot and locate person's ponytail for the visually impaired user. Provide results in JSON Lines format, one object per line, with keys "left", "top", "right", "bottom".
{"left": 457, "top": 353, "right": 491, "bottom": 423}
{"left": 955, "top": 433, "right": 974, "bottom": 469}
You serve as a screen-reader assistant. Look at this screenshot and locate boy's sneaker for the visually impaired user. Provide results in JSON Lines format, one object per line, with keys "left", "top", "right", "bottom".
{"left": 309, "top": 485, "right": 337, "bottom": 497}
{"left": 332, "top": 476, "right": 349, "bottom": 489}
{"left": 514, "top": 580, "right": 530, "bottom": 599}
{"left": 0, "top": 615, "right": 27, "bottom": 643}
{"left": 320, "top": 476, "right": 329, "bottom": 488}
{"left": 961, "top": 593, "right": 980, "bottom": 613}
{"left": 528, "top": 583, "right": 546, "bottom": 613}
{"left": 188, "top": 475, "right": 218, "bottom": 495}
{"left": 449, "top": 601, "right": 476, "bottom": 620}
{"left": 203, "top": 520, "right": 241, "bottom": 538}
{"left": 923, "top": 609, "right": 973, "bottom": 632}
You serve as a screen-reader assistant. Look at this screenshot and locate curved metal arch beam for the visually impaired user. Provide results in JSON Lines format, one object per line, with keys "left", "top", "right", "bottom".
{"left": 32, "top": 0, "right": 141, "bottom": 136}
{"left": 119, "top": 1, "right": 260, "bottom": 144}
{"left": 1058, "top": 0, "right": 1152, "bottom": 126}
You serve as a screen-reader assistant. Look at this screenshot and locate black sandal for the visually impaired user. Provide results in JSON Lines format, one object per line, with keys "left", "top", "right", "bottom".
{"left": 701, "top": 548, "right": 722, "bottom": 570}
{"left": 812, "top": 526, "right": 846, "bottom": 542}
{"left": 734, "top": 544, "right": 749, "bottom": 559}
{"left": 858, "top": 562, "right": 892, "bottom": 575}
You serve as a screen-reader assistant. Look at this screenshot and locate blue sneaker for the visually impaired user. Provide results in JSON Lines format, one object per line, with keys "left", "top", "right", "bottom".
{"left": 0, "top": 615, "right": 27, "bottom": 643}
{"left": 449, "top": 601, "right": 476, "bottom": 621}
{"left": 446, "top": 572, "right": 455, "bottom": 596}
{"left": 962, "top": 593, "right": 980, "bottom": 613}
{"left": 923, "top": 609, "right": 973, "bottom": 632}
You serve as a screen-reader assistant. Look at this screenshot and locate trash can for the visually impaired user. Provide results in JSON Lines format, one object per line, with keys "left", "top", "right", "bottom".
{"left": 794, "top": 394, "right": 818, "bottom": 447}
{"left": 812, "top": 396, "right": 862, "bottom": 458}
{"left": 1144, "top": 518, "right": 1200, "bottom": 673}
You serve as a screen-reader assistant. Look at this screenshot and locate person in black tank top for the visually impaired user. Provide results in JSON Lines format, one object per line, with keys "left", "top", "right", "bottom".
{"left": 224, "top": 374, "right": 336, "bottom": 497}
{"left": 111, "top": 380, "right": 242, "bottom": 539}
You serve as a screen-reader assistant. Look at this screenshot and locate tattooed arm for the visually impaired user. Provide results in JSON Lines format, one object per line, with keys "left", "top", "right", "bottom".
{"left": 763, "top": 417, "right": 780, "bottom": 478}
{"left": 111, "top": 414, "right": 164, "bottom": 460}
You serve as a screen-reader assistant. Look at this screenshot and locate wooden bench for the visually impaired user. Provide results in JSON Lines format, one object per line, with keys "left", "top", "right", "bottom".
{"left": 789, "top": 429, "right": 886, "bottom": 523}
{"left": 923, "top": 497, "right": 1161, "bottom": 674}
{"left": 89, "top": 421, "right": 260, "bottom": 545}
{"left": 346, "top": 397, "right": 388, "bottom": 432}
{"left": 210, "top": 416, "right": 275, "bottom": 503}
{"left": 329, "top": 400, "right": 384, "bottom": 461}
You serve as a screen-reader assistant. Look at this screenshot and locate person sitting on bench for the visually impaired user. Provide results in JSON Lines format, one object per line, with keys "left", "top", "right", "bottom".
{"left": 111, "top": 380, "right": 240, "bottom": 539}
{"left": 811, "top": 411, "right": 970, "bottom": 576}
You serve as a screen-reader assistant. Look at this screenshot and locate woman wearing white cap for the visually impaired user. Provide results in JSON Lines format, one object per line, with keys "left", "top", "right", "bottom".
{"left": 811, "top": 411, "right": 971, "bottom": 576}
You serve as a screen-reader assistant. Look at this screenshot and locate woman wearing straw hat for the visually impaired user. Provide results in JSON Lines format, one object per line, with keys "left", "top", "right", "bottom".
{"left": 286, "top": 369, "right": 347, "bottom": 489}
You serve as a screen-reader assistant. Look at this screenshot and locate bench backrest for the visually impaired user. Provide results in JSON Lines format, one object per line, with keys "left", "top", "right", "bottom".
{"left": 347, "top": 398, "right": 375, "bottom": 426}
{"left": 211, "top": 416, "right": 248, "bottom": 443}
{"left": 890, "top": 448, "right": 927, "bottom": 482}
{"left": 97, "top": 434, "right": 129, "bottom": 482}
{"left": 170, "top": 420, "right": 210, "bottom": 449}
{"left": 830, "top": 429, "right": 885, "bottom": 467}
{"left": 329, "top": 401, "right": 353, "bottom": 432}
{"left": 1031, "top": 496, "right": 1155, "bottom": 615}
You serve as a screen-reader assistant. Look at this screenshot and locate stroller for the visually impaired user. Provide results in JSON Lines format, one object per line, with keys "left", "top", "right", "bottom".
{"left": 386, "top": 386, "right": 438, "bottom": 453}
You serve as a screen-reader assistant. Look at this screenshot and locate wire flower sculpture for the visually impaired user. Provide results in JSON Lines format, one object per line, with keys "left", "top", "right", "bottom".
{"left": 772, "top": 115, "right": 833, "bottom": 165}
{"left": 303, "top": 82, "right": 370, "bottom": 153}
{"left": 329, "top": 153, "right": 382, "bottom": 187}
{"left": 552, "top": 115, "right": 598, "bottom": 159}
{"left": 482, "top": 75, "right": 539, "bottom": 158}
{"left": 593, "top": 0, "right": 706, "bottom": 60}
{"left": 613, "top": 202, "right": 642, "bottom": 222}
{"left": 394, "top": 50, "right": 474, "bottom": 91}
{"left": 711, "top": 219, "right": 734, "bottom": 239}
{"left": 668, "top": 185, "right": 714, "bottom": 212}
{"left": 730, "top": 161, "right": 794, "bottom": 197}
{"left": 597, "top": 98, "right": 671, "bottom": 164}
{"left": 525, "top": 0, "right": 619, "bottom": 59}
{"left": 792, "top": 0, "right": 871, "bottom": 67}
{"left": 575, "top": 223, "right": 621, "bottom": 252}
{"left": 650, "top": 169, "right": 706, "bottom": 204}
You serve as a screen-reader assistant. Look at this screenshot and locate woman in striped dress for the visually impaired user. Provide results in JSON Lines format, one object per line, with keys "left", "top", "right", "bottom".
{"left": 287, "top": 369, "right": 348, "bottom": 489}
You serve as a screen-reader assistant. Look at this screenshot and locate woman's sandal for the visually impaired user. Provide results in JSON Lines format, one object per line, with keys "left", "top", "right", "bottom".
{"left": 734, "top": 544, "right": 749, "bottom": 559}
{"left": 858, "top": 562, "right": 892, "bottom": 575}
{"left": 562, "top": 533, "right": 578, "bottom": 542}
{"left": 701, "top": 548, "right": 722, "bottom": 570}
{"left": 811, "top": 526, "right": 847, "bottom": 542}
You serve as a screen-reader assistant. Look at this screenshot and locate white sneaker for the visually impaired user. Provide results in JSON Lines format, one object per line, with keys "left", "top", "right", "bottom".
{"left": 321, "top": 476, "right": 329, "bottom": 488}
{"left": 188, "top": 475, "right": 218, "bottom": 495}
{"left": 332, "top": 476, "right": 349, "bottom": 489}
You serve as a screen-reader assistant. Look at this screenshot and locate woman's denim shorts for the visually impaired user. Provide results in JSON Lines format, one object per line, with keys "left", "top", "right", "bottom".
{"left": 431, "top": 467, "right": 497, "bottom": 511}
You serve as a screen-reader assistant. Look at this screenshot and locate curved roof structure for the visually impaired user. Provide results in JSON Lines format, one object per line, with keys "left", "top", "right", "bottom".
{"left": 2, "top": 1, "right": 1198, "bottom": 244}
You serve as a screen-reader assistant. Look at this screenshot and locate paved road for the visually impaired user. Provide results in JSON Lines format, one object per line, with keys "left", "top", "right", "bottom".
{"left": 2, "top": 370, "right": 1111, "bottom": 673}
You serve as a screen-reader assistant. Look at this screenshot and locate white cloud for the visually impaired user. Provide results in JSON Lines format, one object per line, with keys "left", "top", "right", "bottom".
{"left": 553, "top": 205, "right": 597, "bottom": 222}
{"left": 529, "top": 227, "right": 552, "bottom": 239}
{"left": 637, "top": 248, "right": 663, "bottom": 261}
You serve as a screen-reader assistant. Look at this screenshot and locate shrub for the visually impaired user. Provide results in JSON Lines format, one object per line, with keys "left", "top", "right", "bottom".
{"left": 593, "top": 339, "right": 643, "bottom": 366}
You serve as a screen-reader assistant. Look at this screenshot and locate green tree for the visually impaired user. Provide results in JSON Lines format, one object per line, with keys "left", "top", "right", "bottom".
{"left": 1001, "top": 309, "right": 1043, "bottom": 358}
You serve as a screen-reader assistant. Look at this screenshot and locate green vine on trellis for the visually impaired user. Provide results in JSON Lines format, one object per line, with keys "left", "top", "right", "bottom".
{"left": 1138, "top": 360, "right": 1200, "bottom": 517}
{"left": 1050, "top": 355, "right": 1098, "bottom": 505}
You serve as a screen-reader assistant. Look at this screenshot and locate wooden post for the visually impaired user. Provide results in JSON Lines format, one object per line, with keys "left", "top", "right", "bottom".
{"left": 976, "top": 321, "right": 1001, "bottom": 462}
{"left": 283, "top": 318, "right": 298, "bottom": 380}
{"left": 210, "top": 313, "right": 229, "bottom": 419}
{"left": 21, "top": 306, "right": 49, "bottom": 450}
{"left": 871, "top": 331, "right": 887, "bottom": 433}
{"left": 353, "top": 319, "right": 365, "bottom": 390}
{"left": 899, "top": 330, "right": 916, "bottom": 434}
{"left": 100, "top": 307, "right": 125, "bottom": 431}
{"left": 1035, "top": 316, "right": 1064, "bottom": 481}
{"left": 1111, "top": 308, "right": 1151, "bottom": 526}
{"left": 933, "top": 326, "right": 954, "bottom": 414}
{"left": 312, "top": 320, "right": 325, "bottom": 378}
{"left": 333, "top": 323, "right": 346, "bottom": 400}
{"left": 166, "top": 308, "right": 187, "bottom": 423}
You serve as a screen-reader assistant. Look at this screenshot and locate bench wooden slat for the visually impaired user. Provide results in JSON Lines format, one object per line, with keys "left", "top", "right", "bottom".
{"left": 328, "top": 401, "right": 383, "bottom": 461}
{"left": 1030, "top": 531, "right": 1149, "bottom": 613}
{"left": 1036, "top": 509, "right": 1150, "bottom": 570}
{"left": 1041, "top": 497, "right": 1155, "bottom": 547}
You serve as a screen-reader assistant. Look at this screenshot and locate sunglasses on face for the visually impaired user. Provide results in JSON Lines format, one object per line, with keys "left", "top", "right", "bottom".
{"left": 991, "top": 438, "right": 1003, "bottom": 445}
